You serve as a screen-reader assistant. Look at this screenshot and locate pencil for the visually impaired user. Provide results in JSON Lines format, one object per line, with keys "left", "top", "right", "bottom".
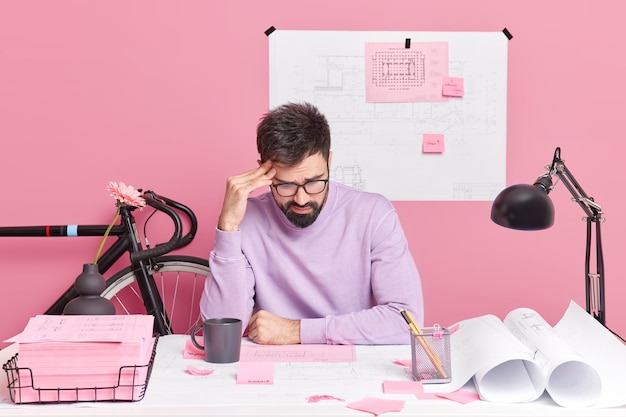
{"left": 400, "top": 309, "right": 448, "bottom": 379}
{"left": 400, "top": 310, "right": 420, "bottom": 335}
{"left": 402, "top": 310, "right": 442, "bottom": 364}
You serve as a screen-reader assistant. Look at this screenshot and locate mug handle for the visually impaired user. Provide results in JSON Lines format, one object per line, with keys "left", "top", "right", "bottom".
{"left": 190, "top": 323, "right": 205, "bottom": 350}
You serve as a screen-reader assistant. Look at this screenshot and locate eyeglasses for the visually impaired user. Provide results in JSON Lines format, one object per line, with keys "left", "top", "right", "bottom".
{"left": 271, "top": 179, "right": 329, "bottom": 197}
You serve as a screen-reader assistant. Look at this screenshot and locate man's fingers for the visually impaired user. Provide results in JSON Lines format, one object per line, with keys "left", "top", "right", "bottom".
{"left": 228, "top": 163, "right": 275, "bottom": 191}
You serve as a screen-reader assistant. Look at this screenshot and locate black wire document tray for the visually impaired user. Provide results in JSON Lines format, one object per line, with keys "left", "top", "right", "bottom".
{"left": 2, "top": 335, "right": 159, "bottom": 404}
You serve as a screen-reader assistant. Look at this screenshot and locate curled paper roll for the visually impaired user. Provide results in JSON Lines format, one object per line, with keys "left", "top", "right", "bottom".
{"left": 547, "top": 360, "right": 601, "bottom": 408}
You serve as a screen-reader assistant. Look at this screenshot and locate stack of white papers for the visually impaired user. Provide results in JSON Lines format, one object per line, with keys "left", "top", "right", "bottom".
{"left": 4, "top": 314, "right": 155, "bottom": 403}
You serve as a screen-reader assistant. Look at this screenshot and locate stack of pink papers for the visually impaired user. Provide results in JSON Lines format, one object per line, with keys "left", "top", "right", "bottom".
{"left": 4, "top": 315, "right": 155, "bottom": 403}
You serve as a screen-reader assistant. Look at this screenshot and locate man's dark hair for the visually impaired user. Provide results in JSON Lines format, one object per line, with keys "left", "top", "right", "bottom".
{"left": 257, "top": 102, "right": 331, "bottom": 165}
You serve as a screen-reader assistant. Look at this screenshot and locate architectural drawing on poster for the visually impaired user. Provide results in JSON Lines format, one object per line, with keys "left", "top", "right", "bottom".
{"left": 365, "top": 42, "right": 449, "bottom": 103}
{"left": 269, "top": 30, "right": 508, "bottom": 201}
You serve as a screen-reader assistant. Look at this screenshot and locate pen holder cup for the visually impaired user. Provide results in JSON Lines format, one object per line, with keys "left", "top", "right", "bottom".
{"left": 410, "top": 327, "right": 451, "bottom": 384}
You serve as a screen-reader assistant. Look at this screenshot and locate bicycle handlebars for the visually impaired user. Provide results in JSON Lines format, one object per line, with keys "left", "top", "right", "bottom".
{"left": 129, "top": 190, "right": 198, "bottom": 263}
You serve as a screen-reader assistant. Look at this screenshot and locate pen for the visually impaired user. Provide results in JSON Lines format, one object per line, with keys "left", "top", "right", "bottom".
{"left": 400, "top": 309, "right": 448, "bottom": 379}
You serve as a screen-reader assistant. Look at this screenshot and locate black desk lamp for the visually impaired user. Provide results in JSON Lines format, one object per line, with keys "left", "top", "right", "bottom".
{"left": 490, "top": 147, "right": 606, "bottom": 325}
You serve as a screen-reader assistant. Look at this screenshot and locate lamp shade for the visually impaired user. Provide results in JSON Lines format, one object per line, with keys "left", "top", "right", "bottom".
{"left": 491, "top": 184, "right": 555, "bottom": 230}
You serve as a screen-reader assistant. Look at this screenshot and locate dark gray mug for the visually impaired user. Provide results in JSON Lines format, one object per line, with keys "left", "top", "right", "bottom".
{"left": 190, "top": 318, "right": 242, "bottom": 363}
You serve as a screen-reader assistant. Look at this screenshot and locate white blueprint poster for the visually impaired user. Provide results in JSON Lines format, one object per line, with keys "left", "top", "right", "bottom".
{"left": 269, "top": 30, "right": 508, "bottom": 201}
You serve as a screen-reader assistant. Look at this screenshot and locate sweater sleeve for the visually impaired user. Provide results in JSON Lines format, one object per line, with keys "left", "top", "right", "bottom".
{"left": 199, "top": 228, "right": 255, "bottom": 331}
{"left": 300, "top": 208, "right": 424, "bottom": 345}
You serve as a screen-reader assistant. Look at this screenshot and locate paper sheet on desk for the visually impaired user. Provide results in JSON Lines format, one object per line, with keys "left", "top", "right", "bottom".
{"left": 183, "top": 339, "right": 356, "bottom": 362}
{"left": 146, "top": 335, "right": 410, "bottom": 408}
{"left": 3, "top": 315, "right": 155, "bottom": 403}
{"left": 553, "top": 301, "right": 626, "bottom": 408}
{"left": 503, "top": 306, "right": 601, "bottom": 407}
{"left": 5, "top": 314, "right": 154, "bottom": 343}
{"left": 431, "top": 314, "right": 545, "bottom": 401}
{"left": 438, "top": 300, "right": 626, "bottom": 408}
{"left": 239, "top": 343, "right": 356, "bottom": 362}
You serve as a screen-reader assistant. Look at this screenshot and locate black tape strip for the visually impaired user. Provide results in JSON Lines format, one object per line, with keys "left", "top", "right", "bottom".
{"left": 405, "top": 38, "right": 411, "bottom": 48}
{"left": 502, "top": 27, "right": 513, "bottom": 40}
{"left": 265, "top": 26, "right": 276, "bottom": 36}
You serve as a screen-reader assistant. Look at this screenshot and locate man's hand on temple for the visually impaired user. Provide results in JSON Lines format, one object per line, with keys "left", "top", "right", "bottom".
{"left": 217, "top": 160, "right": 275, "bottom": 232}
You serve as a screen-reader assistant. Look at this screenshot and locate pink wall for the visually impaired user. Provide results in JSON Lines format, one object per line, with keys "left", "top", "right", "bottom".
{"left": 1, "top": 1, "right": 625, "bottom": 347}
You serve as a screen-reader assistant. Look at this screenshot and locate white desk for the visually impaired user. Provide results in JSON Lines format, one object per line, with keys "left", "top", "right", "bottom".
{"left": 1, "top": 335, "right": 625, "bottom": 416}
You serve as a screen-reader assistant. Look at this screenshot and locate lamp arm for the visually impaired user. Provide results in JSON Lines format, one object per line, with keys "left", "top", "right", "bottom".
{"left": 589, "top": 219, "right": 606, "bottom": 325}
{"left": 548, "top": 147, "right": 605, "bottom": 325}
{"left": 553, "top": 161, "right": 603, "bottom": 220}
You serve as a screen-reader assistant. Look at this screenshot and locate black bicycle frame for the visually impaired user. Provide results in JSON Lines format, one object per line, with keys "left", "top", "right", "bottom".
{"left": 1, "top": 190, "right": 198, "bottom": 337}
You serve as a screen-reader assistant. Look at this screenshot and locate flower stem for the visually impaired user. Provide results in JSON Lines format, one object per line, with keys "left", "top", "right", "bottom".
{"left": 93, "top": 206, "right": 120, "bottom": 264}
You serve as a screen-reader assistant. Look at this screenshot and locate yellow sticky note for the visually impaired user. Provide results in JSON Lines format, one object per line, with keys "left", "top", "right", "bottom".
{"left": 423, "top": 134, "right": 445, "bottom": 153}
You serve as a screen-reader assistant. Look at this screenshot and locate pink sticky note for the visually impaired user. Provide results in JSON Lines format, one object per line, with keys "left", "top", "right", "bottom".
{"left": 347, "top": 397, "right": 405, "bottom": 416}
{"left": 236, "top": 362, "right": 275, "bottom": 384}
{"left": 423, "top": 134, "right": 445, "bottom": 153}
{"left": 393, "top": 359, "right": 412, "bottom": 367}
{"left": 383, "top": 380, "right": 423, "bottom": 394}
{"left": 240, "top": 342, "right": 356, "bottom": 362}
{"left": 186, "top": 365, "right": 214, "bottom": 376}
{"left": 436, "top": 388, "right": 481, "bottom": 404}
{"left": 307, "top": 395, "right": 345, "bottom": 403}
{"left": 442, "top": 76, "right": 464, "bottom": 97}
{"left": 447, "top": 323, "right": 460, "bottom": 334}
{"left": 183, "top": 338, "right": 205, "bottom": 359}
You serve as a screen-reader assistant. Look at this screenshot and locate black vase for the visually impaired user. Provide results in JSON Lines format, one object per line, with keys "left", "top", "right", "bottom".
{"left": 63, "top": 263, "right": 116, "bottom": 315}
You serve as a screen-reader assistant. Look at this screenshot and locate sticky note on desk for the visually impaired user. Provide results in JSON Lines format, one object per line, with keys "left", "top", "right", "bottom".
{"left": 183, "top": 339, "right": 205, "bottom": 359}
{"left": 383, "top": 380, "right": 424, "bottom": 394}
{"left": 347, "top": 396, "right": 405, "bottom": 415}
{"left": 383, "top": 380, "right": 444, "bottom": 400}
{"left": 422, "top": 134, "right": 445, "bottom": 153}
{"left": 436, "top": 388, "right": 480, "bottom": 404}
{"left": 236, "top": 362, "right": 275, "bottom": 384}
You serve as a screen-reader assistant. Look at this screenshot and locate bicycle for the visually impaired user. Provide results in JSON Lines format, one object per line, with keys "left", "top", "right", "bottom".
{"left": 0, "top": 189, "right": 210, "bottom": 336}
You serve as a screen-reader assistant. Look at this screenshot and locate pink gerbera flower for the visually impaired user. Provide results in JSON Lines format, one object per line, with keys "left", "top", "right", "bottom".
{"left": 93, "top": 181, "right": 146, "bottom": 264}
{"left": 107, "top": 181, "right": 146, "bottom": 208}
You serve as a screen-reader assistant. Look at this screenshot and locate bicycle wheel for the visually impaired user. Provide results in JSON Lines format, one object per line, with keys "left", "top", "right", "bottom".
{"left": 101, "top": 255, "right": 210, "bottom": 335}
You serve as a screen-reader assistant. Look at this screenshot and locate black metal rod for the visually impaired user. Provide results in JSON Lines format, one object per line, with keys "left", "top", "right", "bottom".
{"left": 585, "top": 219, "right": 592, "bottom": 317}
{"left": 595, "top": 220, "right": 606, "bottom": 325}
{"left": 551, "top": 148, "right": 605, "bottom": 326}
{"left": 119, "top": 206, "right": 169, "bottom": 336}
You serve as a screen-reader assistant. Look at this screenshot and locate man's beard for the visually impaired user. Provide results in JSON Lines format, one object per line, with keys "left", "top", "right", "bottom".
{"left": 279, "top": 199, "right": 324, "bottom": 228}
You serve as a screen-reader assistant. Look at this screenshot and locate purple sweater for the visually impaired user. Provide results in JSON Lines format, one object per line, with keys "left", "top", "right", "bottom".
{"left": 200, "top": 181, "right": 423, "bottom": 344}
